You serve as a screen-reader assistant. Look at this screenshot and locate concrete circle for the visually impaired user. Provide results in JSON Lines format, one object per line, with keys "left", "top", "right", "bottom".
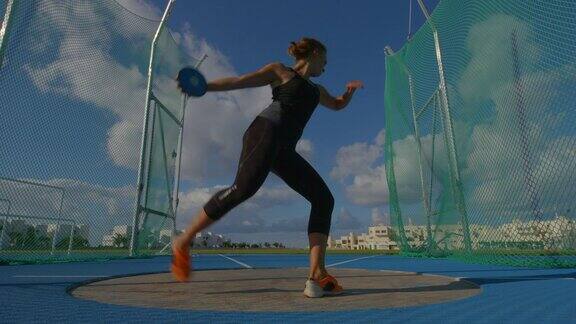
{"left": 71, "top": 268, "right": 481, "bottom": 312}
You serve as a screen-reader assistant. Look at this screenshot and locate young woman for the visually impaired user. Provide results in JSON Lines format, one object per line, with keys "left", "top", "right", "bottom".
{"left": 172, "top": 37, "right": 363, "bottom": 298}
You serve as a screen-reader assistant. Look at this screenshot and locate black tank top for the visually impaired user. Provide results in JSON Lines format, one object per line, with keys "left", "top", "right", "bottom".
{"left": 260, "top": 67, "right": 320, "bottom": 144}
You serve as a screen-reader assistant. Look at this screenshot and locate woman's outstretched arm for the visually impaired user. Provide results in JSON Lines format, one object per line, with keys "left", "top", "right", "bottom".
{"left": 318, "top": 81, "right": 364, "bottom": 111}
{"left": 207, "top": 62, "right": 282, "bottom": 92}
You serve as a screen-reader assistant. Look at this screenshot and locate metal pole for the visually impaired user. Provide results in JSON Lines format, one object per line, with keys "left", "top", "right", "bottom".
{"left": 138, "top": 96, "right": 159, "bottom": 249}
{"left": 171, "top": 54, "right": 208, "bottom": 240}
{"left": 408, "top": 74, "right": 435, "bottom": 253}
{"left": 383, "top": 46, "right": 409, "bottom": 249}
{"left": 415, "top": 0, "right": 431, "bottom": 20}
{"left": 130, "top": 0, "right": 177, "bottom": 257}
{"left": 50, "top": 188, "right": 65, "bottom": 255}
{"left": 67, "top": 222, "right": 75, "bottom": 256}
{"left": 385, "top": 46, "right": 435, "bottom": 252}
{"left": 172, "top": 94, "right": 187, "bottom": 238}
{"left": 0, "top": 199, "right": 11, "bottom": 249}
{"left": 0, "top": 177, "right": 65, "bottom": 254}
{"left": 416, "top": 0, "right": 472, "bottom": 252}
{"left": 0, "top": 0, "right": 17, "bottom": 69}
{"left": 511, "top": 30, "right": 545, "bottom": 244}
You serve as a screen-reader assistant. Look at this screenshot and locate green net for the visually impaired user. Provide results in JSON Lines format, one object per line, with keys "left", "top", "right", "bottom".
{"left": 385, "top": 0, "right": 576, "bottom": 268}
{"left": 0, "top": 0, "right": 197, "bottom": 263}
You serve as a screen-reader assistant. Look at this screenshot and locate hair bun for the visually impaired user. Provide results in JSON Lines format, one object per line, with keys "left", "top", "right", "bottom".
{"left": 287, "top": 37, "right": 326, "bottom": 60}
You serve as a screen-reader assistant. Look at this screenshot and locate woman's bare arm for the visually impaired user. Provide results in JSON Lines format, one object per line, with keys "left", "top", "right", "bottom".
{"left": 207, "top": 62, "right": 282, "bottom": 91}
{"left": 318, "top": 81, "right": 363, "bottom": 111}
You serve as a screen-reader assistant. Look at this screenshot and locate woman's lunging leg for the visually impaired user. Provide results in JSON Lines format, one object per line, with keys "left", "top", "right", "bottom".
{"left": 174, "top": 117, "right": 280, "bottom": 250}
{"left": 271, "top": 148, "right": 335, "bottom": 281}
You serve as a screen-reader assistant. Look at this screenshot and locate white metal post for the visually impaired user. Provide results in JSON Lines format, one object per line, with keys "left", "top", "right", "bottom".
{"left": 416, "top": 0, "right": 472, "bottom": 252}
{"left": 0, "top": 199, "right": 11, "bottom": 249}
{"left": 130, "top": 0, "right": 177, "bottom": 257}
{"left": 385, "top": 46, "right": 435, "bottom": 251}
{"left": 50, "top": 188, "right": 65, "bottom": 255}
{"left": 67, "top": 222, "right": 75, "bottom": 255}
{"left": 0, "top": 0, "right": 17, "bottom": 68}
{"left": 383, "top": 46, "right": 411, "bottom": 249}
{"left": 171, "top": 54, "right": 208, "bottom": 240}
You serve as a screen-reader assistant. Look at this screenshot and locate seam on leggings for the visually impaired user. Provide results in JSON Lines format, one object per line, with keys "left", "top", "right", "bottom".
{"left": 238, "top": 122, "right": 271, "bottom": 169}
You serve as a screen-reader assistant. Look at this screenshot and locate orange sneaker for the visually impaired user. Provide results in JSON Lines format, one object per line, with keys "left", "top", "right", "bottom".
{"left": 171, "top": 243, "right": 191, "bottom": 282}
{"left": 318, "top": 274, "right": 343, "bottom": 295}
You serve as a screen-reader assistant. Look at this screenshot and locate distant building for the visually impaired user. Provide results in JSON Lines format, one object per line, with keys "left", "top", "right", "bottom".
{"left": 330, "top": 225, "right": 399, "bottom": 250}
{"left": 48, "top": 223, "right": 73, "bottom": 245}
{"left": 193, "top": 231, "right": 226, "bottom": 248}
{"left": 159, "top": 229, "right": 173, "bottom": 246}
{"left": 101, "top": 234, "right": 114, "bottom": 247}
{"left": 35, "top": 224, "right": 49, "bottom": 237}
{"left": 75, "top": 224, "right": 89, "bottom": 241}
{"left": 101, "top": 225, "right": 132, "bottom": 247}
{"left": 112, "top": 225, "right": 132, "bottom": 237}
{"left": 8, "top": 219, "right": 27, "bottom": 234}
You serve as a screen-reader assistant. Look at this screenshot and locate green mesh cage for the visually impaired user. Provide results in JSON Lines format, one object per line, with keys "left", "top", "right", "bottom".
{"left": 0, "top": 0, "right": 198, "bottom": 263}
{"left": 385, "top": 0, "right": 576, "bottom": 268}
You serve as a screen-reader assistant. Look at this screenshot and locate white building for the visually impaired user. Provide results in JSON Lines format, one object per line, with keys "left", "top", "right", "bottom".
{"left": 35, "top": 224, "right": 49, "bottom": 237}
{"left": 48, "top": 223, "right": 73, "bottom": 245}
{"left": 101, "top": 234, "right": 115, "bottom": 247}
{"left": 8, "top": 219, "right": 27, "bottom": 234}
{"left": 193, "top": 231, "right": 226, "bottom": 248}
{"left": 159, "top": 229, "right": 173, "bottom": 246}
{"left": 75, "top": 224, "right": 89, "bottom": 241}
{"left": 329, "top": 225, "right": 398, "bottom": 250}
{"left": 112, "top": 225, "right": 132, "bottom": 237}
{"left": 101, "top": 225, "right": 132, "bottom": 247}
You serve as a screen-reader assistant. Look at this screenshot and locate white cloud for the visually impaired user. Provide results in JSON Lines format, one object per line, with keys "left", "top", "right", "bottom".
{"left": 332, "top": 207, "right": 362, "bottom": 230}
{"left": 24, "top": 2, "right": 274, "bottom": 182}
{"left": 115, "top": 0, "right": 162, "bottom": 20}
{"left": 330, "top": 142, "right": 382, "bottom": 182}
{"left": 455, "top": 14, "right": 576, "bottom": 220}
{"left": 0, "top": 177, "right": 136, "bottom": 246}
{"left": 371, "top": 207, "right": 390, "bottom": 226}
{"left": 331, "top": 130, "right": 391, "bottom": 206}
{"left": 176, "top": 183, "right": 299, "bottom": 228}
{"left": 295, "top": 139, "right": 314, "bottom": 161}
{"left": 345, "top": 165, "right": 390, "bottom": 206}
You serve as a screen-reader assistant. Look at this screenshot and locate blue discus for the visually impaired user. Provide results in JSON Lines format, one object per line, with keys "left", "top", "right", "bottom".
{"left": 176, "top": 66, "right": 207, "bottom": 97}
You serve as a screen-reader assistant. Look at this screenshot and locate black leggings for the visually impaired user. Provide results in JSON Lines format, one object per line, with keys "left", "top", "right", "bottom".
{"left": 203, "top": 116, "right": 334, "bottom": 235}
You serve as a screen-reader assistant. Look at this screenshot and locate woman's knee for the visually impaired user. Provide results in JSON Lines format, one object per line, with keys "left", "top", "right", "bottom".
{"left": 312, "top": 187, "right": 334, "bottom": 211}
{"left": 326, "top": 191, "right": 335, "bottom": 210}
{"left": 203, "top": 183, "right": 255, "bottom": 221}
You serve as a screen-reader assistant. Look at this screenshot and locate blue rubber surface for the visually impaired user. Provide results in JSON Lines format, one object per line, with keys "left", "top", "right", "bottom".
{"left": 0, "top": 254, "right": 575, "bottom": 323}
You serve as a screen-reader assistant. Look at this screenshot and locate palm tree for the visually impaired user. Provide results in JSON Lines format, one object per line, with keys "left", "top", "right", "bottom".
{"left": 113, "top": 233, "right": 129, "bottom": 248}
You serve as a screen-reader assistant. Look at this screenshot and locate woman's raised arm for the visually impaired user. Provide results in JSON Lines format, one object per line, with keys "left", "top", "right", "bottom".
{"left": 207, "top": 62, "right": 282, "bottom": 92}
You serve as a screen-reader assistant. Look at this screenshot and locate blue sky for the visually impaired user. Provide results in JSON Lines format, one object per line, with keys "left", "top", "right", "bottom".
{"left": 3, "top": 0, "right": 574, "bottom": 249}
{"left": 0, "top": 0, "right": 440, "bottom": 247}
{"left": 158, "top": 0, "right": 440, "bottom": 245}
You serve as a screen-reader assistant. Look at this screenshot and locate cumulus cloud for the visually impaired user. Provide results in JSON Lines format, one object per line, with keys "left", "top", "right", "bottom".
{"left": 24, "top": 2, "right": 274, "bottom": 182}
{"left": 332, "top": 207, "right": 362, "bottom": 230}
{"left": 176, "top": 183, "right": 300, "bottom": 229}
{"left": 16, "top": 1, "right": 307, "bottom": 244}
{"left": 115, "top": 0, "right": 162, "bottom": 20}
{"left": 330, "top": 142, "right": 382, "bottom": 182}
{"left": 295, "top": 139, "right": 314, "bottom": 161}
{"left": 0, "top": 177, "right": 136, "bottom": 246}
{"left": 371, "top": 207, "right": 390, "bottom": 226}
{"left": 331, "top": 129, "right": 392, "bottom": 207}
{"left": 344, "top": 165, "right": 389, "bottom": 206}
{"left": 455, "top": 14, "right": 576, "bottom": 220}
